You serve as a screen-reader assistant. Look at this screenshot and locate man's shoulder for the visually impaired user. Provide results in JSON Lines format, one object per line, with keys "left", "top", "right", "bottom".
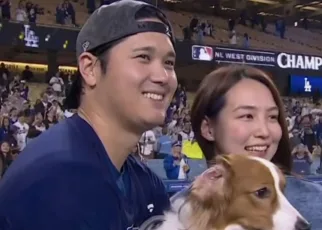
{"left": 0, "top": 159, "right": 125, "bottom": 230}
{"left": 2, "top": 118, "right": 89, "bottom": 184}
{"left": 25, "top": 117, "right": 78, "bottom": 151}
{"left": 128, "top": 156, "right": 165, "bottom": 188}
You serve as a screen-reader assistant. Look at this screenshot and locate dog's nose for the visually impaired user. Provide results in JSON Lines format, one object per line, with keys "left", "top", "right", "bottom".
{"left": 295, "top": 217, "right": 311, "bottom": 230}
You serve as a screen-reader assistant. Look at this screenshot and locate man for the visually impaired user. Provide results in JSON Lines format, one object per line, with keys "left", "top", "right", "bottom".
{"left": 13, "top": 110, "right": 29, "bottom": 151}
{"left": 163, "top": 141, "right": 190, "bottom": 180}
{"left": 140, "top": 129, "right": 156, "bottom": 159}
{"left": 0, "top": 1, "right": 177, "bottom": 229}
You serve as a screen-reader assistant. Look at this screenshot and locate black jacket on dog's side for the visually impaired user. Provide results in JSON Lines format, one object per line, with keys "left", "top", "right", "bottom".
{"left": 0, "top": 114, "right": 170, "bottom": 230}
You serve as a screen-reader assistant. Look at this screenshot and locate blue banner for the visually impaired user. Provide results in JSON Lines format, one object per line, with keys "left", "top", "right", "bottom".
{"left": 213, "top": 47, "right": 276, "bottom": 67}
{"left": 290, "top": 75, "right": 322, "bottom": 94}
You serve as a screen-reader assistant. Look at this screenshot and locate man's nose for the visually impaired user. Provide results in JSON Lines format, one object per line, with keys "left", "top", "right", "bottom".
{"left": 295, "top": 217, "right": 311, "bottom": 230}
{"left": 150, "top": 64, "right": 170, "bottom": 85}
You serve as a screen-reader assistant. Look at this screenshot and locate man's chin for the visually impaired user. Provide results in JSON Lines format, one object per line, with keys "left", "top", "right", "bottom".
{"left": 143, "top": 117, "right": 165, "bottom": 129}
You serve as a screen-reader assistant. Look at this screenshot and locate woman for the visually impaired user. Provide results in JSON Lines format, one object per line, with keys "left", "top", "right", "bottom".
{"left": 0, "top": 116, "right": 16, "bottom": 149}
{"left": 291, "top": 143, "right": 312, "bottom": 175}
{"left": 181, "top": 65, "right": 321, "bottom": 228}
{"left": 43, "top": 109, "right": 58, "bottom": 129}
{"left": 0, "top": 141, "right": 15, "bottom": 177}
{"left": 32, "top": 112, "right": 46, "bottom": 132}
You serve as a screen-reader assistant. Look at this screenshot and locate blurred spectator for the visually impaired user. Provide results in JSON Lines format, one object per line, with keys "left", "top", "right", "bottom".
{"left": 43, "top": 108, "right": 58, "bottom": 128}
{"left": 182, "top": 26, "right": 192, "bottom": 41}
{"left": 9, "top": 107, "right": 18, "bottom": 124}
{"left": 292, "top": 143, "right": 312, "bottom": 175}
{"left": 26, "top": 2, "right": 37, "bottom": 23}
{"left": 229, "top": 29, "right": 237, "bottom": 45}
{"left": 26, "top": 125, "right": 42, "bottom": 144}
{"left": 34, "top": 93, "right": 51, "bottom": 117}
{"left": 13, "top": 110, "right": 29, "bottom": 151}
{"left": 15, "top": 1, "right": 27, "bottom": 22}
{"left": 163, "top": 141, "right": 190, "bottom": 180}
{"left": 243, "top": 33, "right": 249, "bottom": 48}
{"left": 49, "top": 72, "right": 64, "bottom": 97}
{"left": 31, "top": 112, "right": 46, "bottom": 132}
{"left": 56, "top": 3, "right": 66, "bottom": 25}
{"left": 197, "top": 22, "right": 205, "bottom": 44}
{"left": 63, "top": 0, "right": 77, "bottom": 26}
{"left": 228, "top": 18, "right": 235, "bottom": 31}
{"left": 0, "top": 116, "right": 12, "bottom": 142}
{"left": 155, "top": 126, "right": 172, "bottom": 159}
{"left": 22, "top": 66, "right": 34, "bottom": 82}
{"left": 301, "top": 114, "right": 317, "bottom": 152}
{"left": 87, "top": 0, "right": 96, "bottom": 13}
{"left": 139, "top": 129, "right": 156, "bottom": 159}
{"left": 0, "top": 63, "right": 10, "bottom": 87}
{"left": 178, "top": 122, "right": 194, "bottom": 142}
{"left": 1, "top": 0, "right": 11, "bottom": 20}
{"left": 0, "top": 140, "right": 14, "bottom": 176}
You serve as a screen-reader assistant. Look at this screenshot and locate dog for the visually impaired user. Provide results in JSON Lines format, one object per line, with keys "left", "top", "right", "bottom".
{"left": 144, "top": 154, "right": 311, "bottom": 230}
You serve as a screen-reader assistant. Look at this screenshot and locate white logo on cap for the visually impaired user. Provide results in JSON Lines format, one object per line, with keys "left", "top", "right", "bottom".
{"left": 82, "top": 41, "right": 90, "bottom": 51}
{"left": 165, "top": 26, "right": 171, "bottom": 37}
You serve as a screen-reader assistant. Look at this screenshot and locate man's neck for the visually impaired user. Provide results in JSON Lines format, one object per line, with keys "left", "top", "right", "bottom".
{"left": 78, "top": 105, "right": 141, "bottom": 171}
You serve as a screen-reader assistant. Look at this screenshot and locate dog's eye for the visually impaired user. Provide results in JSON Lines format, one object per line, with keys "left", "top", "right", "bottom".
{"left": 254, "top": 187, "right": 270, "bottom": 199}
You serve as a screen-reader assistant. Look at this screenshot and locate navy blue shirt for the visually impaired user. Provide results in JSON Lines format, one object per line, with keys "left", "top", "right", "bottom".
{"left": 0, "top": 115, "right": 170, "bottom": 230}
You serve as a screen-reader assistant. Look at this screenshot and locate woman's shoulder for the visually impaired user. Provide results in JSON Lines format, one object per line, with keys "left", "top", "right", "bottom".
{"left": 285, "top": 176, "right": 322, "bottom": 229}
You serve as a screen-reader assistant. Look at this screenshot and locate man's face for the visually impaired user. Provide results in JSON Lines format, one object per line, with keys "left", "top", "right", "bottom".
{"left": 18, "top": 115, "right": 25, "bottom": 123}
{"left": 91, "top": 20, "right": 177, "bottom": 131}
{"left": 172, "top": 146, "right": 182, "bottom": 158}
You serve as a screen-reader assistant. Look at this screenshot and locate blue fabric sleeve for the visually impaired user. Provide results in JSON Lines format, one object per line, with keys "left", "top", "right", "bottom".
{"left": 0, "top": 161, "right": 122, "bottom": 230}
{"left": 163, "top": 156, "right": 175, "bottom": 171}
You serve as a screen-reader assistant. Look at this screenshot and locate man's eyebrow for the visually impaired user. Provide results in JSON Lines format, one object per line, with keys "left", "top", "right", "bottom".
{"left": 132, "top": 46, "right": 176, "bottom": 58}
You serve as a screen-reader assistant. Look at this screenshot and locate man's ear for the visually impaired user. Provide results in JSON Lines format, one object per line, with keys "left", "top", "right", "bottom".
{"left": 78, "top": 52, "right": 98, "bottom": 87}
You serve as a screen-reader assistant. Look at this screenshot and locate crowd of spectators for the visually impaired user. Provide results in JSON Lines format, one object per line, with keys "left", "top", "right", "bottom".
{"left": 0, "top": 0, "right": 44, "bottom": 23}
{"left": 184, "top": 13, "right": 287, "bottom": 48}
{"left": 56, "top": 0, "right": 77, "bottom": 26}
{"left": 0, "top": 63, "right": 76, "bottom": 176}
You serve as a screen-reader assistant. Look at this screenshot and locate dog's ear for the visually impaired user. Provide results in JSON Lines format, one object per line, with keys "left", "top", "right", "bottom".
{"left": 201, "top": 155, "right": 232, "bottom": 195}
{"left": 187, "top": 155, "right": 233, "bottom": 229}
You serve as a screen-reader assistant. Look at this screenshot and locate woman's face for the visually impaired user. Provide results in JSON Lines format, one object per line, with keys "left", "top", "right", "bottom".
{"left": 11, "top": 109, "right": 17, "bottom": 117}
{"left": 1, "top": 142, "right": 10, "bottom": 153}
{"left": 206, "top": 78, "right": 282, "bottom": 161}
{"left": 3, "top": 118, "right": 9, "bottom": 126}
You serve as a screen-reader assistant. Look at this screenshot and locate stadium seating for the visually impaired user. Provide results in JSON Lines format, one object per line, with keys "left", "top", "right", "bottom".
{"left": 10, "top": 0, "right": 322, "bottom": 55}
{"left": 146, "top": 158, "right": 208, "bottom": 180}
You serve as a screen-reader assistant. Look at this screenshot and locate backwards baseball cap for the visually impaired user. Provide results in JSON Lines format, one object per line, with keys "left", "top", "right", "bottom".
{"left": 65, "top": 0, "right": 175, "bottom": 109}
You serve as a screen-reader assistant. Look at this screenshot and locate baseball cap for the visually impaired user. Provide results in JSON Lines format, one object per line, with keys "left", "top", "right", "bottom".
{"left": 172, "top": 141, "right": 182, "bottom": 147}
{"left": 65, "top": 0, "right": 175, "bottom": 109}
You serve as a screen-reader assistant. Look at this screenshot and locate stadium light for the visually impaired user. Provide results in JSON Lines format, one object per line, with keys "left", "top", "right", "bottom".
{"left": 19, "top": 32, "right": 24, "bottom": 40}
{"left": 63, "top": 40, "right": 68, "bottom": 49}
{"left": 45, "top": 34, "right": 51, "bottom": 42}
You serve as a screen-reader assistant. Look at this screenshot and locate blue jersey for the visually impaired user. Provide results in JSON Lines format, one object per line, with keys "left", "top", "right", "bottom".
{"left": 0, "top": 115, "right": 170, "bottom": 230}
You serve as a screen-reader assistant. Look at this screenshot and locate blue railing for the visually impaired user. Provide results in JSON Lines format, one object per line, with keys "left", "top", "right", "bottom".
{"left": 163, "top": 175, "right": 322, "bottom": 193}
